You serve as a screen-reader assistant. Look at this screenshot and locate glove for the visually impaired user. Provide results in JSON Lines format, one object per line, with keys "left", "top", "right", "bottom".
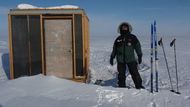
{"left": 138, "top": 55, "right": 142, "bottom": 64}
{"left": 109, "top": 57, "right": 114, "bottom": 66}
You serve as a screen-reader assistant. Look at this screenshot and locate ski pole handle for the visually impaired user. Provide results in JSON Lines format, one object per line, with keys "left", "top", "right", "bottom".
{"left": 170, "top": 38, "right": 176, "bottom": 47}
{"left": 158, "top": 38, "right": 163, "bottom": 46}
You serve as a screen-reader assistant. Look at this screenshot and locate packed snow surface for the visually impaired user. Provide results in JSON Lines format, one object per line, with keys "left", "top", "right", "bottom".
{"left": 0, "top": 74, "right": 190, "bottom": 107}
{"left": 0, "top": 35, "right": 190, "bottom": 107}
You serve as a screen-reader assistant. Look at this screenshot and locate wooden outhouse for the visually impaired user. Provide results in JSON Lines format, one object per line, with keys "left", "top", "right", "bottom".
{"left": 8, "top": 8, "right": 90, "bottom": 82}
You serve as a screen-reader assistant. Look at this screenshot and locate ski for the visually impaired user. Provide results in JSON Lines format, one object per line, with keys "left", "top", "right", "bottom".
{"left": 158, "top": 38, "right": 175, "bottom": 92}
{"left": 154, "top": 21, "right": 159, "bottom": 92}
{"left": 170, "top": 38, "right": 181, "bottom": 94}
{"left": 150, "top": 20, "right": 159, "bottom": 93}
{"left": 150, "top": 24, "right": 154, "bottom": 93}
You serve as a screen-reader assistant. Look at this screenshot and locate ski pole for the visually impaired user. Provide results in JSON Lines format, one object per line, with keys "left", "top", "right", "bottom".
{"left": 150, "top": 24, "right": 154, "bottom": 93}
{"left": 154, "top": 21, "right": 159, "bottom": 92}
{"left": 170, "top": 38, "right": 180, "bottom": 94}
{"left": 158, "top": 38, "right": 175, "bottom": 92}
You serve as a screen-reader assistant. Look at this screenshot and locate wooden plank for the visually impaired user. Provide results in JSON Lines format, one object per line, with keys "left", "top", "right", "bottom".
{"left": 40, "top": 15, "right": 45, "bottom": 75}
{"left": 8, "top": 15, "right": 14, "bottom": 79}
{"left": 72, "top": 14, "right": 76, "bottom": 79}
{"left": 42, "top": 16, "right": 72, "bottom": 19}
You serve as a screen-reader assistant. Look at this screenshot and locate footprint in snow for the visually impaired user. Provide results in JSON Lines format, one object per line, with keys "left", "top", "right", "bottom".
{"left": 148, "top": 101, "right": 157, "bottom": 107}
{"left": 184, "top": 95, "right": 190, "bottom": 100}
{"left": 132, "top": 90, "right": 141, "bottom": 96}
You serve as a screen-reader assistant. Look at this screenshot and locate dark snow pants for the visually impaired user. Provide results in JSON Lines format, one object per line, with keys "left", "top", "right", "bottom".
{"left": 117, "top": 62, "right": 142, "bottom": 89}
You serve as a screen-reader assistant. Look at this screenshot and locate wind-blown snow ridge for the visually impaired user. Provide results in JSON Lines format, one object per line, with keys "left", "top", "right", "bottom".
{"left": 17, "top": 4, "right": 79, "bottom": 9}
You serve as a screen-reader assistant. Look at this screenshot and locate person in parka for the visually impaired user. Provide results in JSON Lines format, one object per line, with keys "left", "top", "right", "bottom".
{"left": 110, "top": 22, "right": 144, "bottom": 89}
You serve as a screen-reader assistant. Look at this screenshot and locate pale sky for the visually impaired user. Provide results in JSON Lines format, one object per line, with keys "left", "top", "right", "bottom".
{"left": 1, "top": 0, "right": 190, "bottom": 39}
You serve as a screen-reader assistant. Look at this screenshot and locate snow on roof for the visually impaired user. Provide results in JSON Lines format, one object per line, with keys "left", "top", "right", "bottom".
{"left": 17, "top": 4, "right": 41, "bottom": 9}
{"left": 48, "top": 5, "right": 79, "bottom": 9}
{"left": 17, "top": 4, "right": 79, "bottom": 9}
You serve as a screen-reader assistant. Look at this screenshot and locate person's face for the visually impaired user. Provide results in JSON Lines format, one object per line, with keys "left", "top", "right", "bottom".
{"left": 122, "top": 26, "right": 128, "bottom": 31}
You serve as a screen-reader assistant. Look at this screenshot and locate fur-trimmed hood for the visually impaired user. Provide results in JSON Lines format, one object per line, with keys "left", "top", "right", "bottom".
{"left": 117, "top": 22, "right": 133, "bottom": 33}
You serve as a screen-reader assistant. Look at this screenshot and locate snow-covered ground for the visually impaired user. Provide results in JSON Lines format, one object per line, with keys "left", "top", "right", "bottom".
{"left": 0, "top": 39, "right": 9, "bottom": 81}
{"left": 0, "top": 35, "right": 190, "bottom": 107}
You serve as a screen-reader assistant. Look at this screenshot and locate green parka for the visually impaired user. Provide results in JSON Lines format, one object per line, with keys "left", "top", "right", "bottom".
{"left": 110, "top": 22, "right": 142, "bottom": 63}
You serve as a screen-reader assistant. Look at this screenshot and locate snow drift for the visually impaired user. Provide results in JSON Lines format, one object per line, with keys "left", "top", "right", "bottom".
{"left": 0, "top": 74, "right": 190, "bottom": 107}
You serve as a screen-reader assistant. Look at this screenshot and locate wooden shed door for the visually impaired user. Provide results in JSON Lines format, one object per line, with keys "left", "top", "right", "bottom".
{"left": 44, "top": 19, "right": 73, "bottom": 79}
